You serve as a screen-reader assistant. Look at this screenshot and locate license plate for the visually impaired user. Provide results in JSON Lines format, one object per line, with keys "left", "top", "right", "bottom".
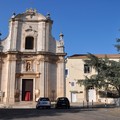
{"left": 42, "top": 102, "right": 47, "bottom": 104}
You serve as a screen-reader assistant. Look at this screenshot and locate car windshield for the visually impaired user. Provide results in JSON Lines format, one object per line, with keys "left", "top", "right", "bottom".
{"left": 58, "top": 98, "right": 68, "bottom": 101}
{"left": 39, "top": 98, "right": 49, "bottom": 101}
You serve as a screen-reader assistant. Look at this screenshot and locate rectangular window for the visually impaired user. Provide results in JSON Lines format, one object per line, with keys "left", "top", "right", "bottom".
{"left": 25, "top": 36, "right": 34, "bottom": 49}
{"left": 84, "top": 64, "right": 91, "bottom": 73}
{"left": 65, "top": 69, "right": 68, "bottom": 76}
{"left": 71, "top": 82, "right": 75, "bottom": 86}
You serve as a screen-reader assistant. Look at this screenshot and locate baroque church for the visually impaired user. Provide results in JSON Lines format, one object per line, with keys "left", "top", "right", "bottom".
{"left": 0, "top": 9, "right": 66, "bottom": 104}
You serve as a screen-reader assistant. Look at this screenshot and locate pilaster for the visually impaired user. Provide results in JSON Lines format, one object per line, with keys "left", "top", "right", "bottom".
{"left": 45, "top": 22, "right": 50, "bottom": 51}
{"left": 6, "top": 54, "right": 16, "bottom": 104}
{"left": 39, "top": 56, "right": 49, "bottom": 97}
{"left": 10, "top": 21, "right": 18, "bottom": 50}
{"left": 57, "top": 57, "right": 65, "bottom": 97}
{"left": 39, "top": 58, "right": 45, "bottom": 97}
{"left": 41, "top": 22, "right": 46, "bottom": 51}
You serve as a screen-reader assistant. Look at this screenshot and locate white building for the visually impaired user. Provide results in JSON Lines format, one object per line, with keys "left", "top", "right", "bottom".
{"left": 0, "top": 9, "right": 66, "bottom": 104}
{"left": 65, "top": 54, "right": 120, "bottom": 103}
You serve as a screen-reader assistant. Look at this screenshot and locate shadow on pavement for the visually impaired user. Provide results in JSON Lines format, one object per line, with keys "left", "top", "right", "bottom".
{"left": 0, "top": 108, "right": 67, "bottom": 119}
{"left": 0, "top": 103, "right": 118, "bottom": 120}
{"left": 0, "top": 107, "right": 97, "bottom": 120}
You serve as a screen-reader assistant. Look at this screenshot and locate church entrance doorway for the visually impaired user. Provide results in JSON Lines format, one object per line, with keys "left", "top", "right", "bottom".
{"left": 22, "top": 79, "right": 33, "bottom": 101}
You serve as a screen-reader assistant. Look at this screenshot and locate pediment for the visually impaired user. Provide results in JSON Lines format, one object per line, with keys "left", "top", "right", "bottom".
{"left": 15, "top": 8, "right": 47, "bottom": 21}
{"left": 25, "top": 26, "right": 37, "bottom": 33}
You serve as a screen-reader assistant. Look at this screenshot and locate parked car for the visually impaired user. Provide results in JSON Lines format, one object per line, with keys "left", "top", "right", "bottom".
{"left": 55, "top": 97, "right": 70, "bottom": 109}
{"left": 36, "top": 97, "right": 51, "bottom": 109}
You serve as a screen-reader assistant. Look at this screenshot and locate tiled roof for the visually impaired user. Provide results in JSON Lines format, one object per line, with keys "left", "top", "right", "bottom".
{"left": 68, "top": 54, "right": 120, "bottom": 59}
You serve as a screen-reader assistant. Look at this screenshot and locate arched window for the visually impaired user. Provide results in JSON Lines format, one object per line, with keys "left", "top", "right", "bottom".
{"left": 25, "top": 36, "right": 34, "bottom": 49}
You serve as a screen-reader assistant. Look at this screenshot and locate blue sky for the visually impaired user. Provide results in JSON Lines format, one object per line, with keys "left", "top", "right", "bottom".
{"left": 0, "top": 0, "right": 120, "bottom": 56}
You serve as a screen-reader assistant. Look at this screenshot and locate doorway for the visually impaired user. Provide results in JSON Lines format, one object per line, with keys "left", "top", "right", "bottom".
{"left": 22, "top": 79, "right": 33, "bottom": 101}
{"left": 71, "top": 92, "right": 77, "bottom": 102}
{"left": 88, "top": 89, "right": 96, "bottom": 102}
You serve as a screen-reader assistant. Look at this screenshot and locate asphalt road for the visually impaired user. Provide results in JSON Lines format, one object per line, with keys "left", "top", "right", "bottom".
{"left": 0, "top": 108, "right": 120, "bottom": 120}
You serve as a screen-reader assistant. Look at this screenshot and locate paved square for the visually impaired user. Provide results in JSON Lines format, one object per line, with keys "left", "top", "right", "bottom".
{"left": 0, "top": 108, "right": 120, "bottom": 120}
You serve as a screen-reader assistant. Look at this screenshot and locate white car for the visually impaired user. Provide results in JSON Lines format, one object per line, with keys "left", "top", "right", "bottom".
{"left": 36, "top": 97, "right": 51, "bottom": 109}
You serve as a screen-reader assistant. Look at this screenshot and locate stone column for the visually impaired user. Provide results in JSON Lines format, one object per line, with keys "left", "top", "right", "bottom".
{"left": 37, "top": 22, "right": 42, "bottom": 51}
{"left": 6, "top": 54, "right": 16, "bottom": 104}
{"left": 10, "top": 21, "right": 18, "bottom": 50}
{"left": 45, "top": 22, "right": 50, "bottom": 51}
{"left": 40, "top": 22, "right": 46, "bottom": 51}
{"left": 39, "top": 56, "right": 49, "bottom": 97}
{"left": 57, "top": 57, "right": 65, "bottom": 97}
{"left": 39, "top": 58, "right": 45, "bottom": 97}
{"left": 44, "top": 61, "right": 49, "bottom": 97}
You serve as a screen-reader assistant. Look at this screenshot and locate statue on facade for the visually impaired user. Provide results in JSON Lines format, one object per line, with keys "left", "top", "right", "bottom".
{"left": 26, "top": 61, "right": 31, "bottom": 71}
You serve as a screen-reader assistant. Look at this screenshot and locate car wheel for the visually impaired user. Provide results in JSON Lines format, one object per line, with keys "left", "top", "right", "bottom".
{"left": 66, "top": 106, "right": 70, "bottom": 109}
{"left": 55, "top": 106, "right": 58, "bottom": 109}
{"left": 68, "top": 106, "right": 70, "bottom": 109}
{"left": 36, "top": 106, "right": 39, "bottom": 109}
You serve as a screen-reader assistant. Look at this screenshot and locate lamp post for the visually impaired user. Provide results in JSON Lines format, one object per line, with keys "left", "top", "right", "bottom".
{"left": 0, "top": 33, "right": 3, "bottom": 101}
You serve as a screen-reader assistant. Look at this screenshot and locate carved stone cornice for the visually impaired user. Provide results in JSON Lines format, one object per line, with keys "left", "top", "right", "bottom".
{"left": 57, "top": 59, "right": 65, "bottom": 63}
{"left": 16, "top": 72, "right": 40, "bottom": 78}
{"left": 7, "top": 54, "right": 17, "bottom": 61}
{"left": 38, "top": 55, "right": 58, "bottom": 64}
{"left": 56, "top": 56, "right": 65, "bottom": 63}
{"left": 21, "top": 55, "right": 35, "bottom": 60}
{"left": 36, "top": 51, "right": 55, "bottom": 56}
{"left": 56, "top": 53, "right": 67, "bottom": 56}
{"left": 5, "top": 51, "right": 19, "bottom": 54}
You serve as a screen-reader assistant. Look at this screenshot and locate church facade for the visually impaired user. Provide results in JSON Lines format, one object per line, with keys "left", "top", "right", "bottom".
{"left": 0, "top": 9, "right": 66, "bottom": 104}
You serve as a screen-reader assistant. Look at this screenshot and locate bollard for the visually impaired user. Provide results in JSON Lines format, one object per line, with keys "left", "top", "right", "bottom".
{"left": 83, "top": 101, "right": 84, "bottom": 108}
{"left": 87, "top": 100, "right": 89, "bottom": 108}
{"left": 105, "top": 100, "right": 107, "bottom": 107}
{"left": 92, "top": 100, "right": 93, "bottom": 108}
{"left": 104, "top": 99, "right": 108, "bottom": 111}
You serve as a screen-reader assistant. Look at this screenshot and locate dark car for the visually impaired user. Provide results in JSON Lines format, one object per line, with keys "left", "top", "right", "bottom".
{"left": 36, "top": 97, "right": 51, "bottom": 109}
{"left": 55, "top": 97, "right": 70, "bottom": 109}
